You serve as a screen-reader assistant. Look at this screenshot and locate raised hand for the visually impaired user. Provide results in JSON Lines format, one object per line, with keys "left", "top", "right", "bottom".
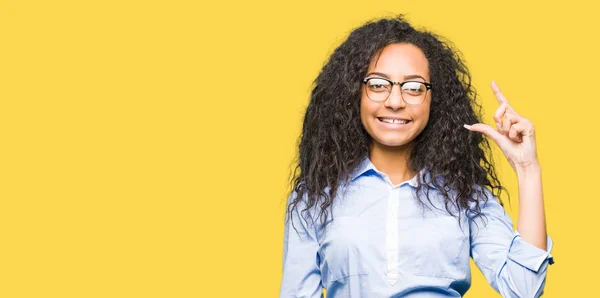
{"left": 464, "top": 81, "right": 539, "bottom": 171}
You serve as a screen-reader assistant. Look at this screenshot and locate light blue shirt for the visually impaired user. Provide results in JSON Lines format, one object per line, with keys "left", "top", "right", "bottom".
{"left": 280, "top": 158, "right": 554, "bottom": 297}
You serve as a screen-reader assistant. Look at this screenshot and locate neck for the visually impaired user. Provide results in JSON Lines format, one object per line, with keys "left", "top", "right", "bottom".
{"left": 369, "top": 142, "right": 416, "bottom": 185}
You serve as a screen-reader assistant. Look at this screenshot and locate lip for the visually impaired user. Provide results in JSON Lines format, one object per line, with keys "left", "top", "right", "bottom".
{"left": 377, "top": 116, "right": 411, "bottom": 121}
{"left": 376, "top": 117, "right": 412, "bottom": 128}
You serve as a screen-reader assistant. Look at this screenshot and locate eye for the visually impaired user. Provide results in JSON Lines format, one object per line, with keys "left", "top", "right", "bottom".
{"left": 367, "top": 78, "right": 390, "bottom": 92}
{"left": 402, "top": 82, "right": 426, "bottom": 95}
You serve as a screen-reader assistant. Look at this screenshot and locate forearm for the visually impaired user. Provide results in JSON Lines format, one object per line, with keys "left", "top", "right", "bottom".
{"left": 515, "top": 163, "right": 547, "bottom": 250}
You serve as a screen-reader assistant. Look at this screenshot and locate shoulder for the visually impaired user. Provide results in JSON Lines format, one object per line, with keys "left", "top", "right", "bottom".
{"left": 466, "top": 185, "right": 507, "bottom": 218}
{"left": 285, "top": 189, "right": 323, "bottom": 225}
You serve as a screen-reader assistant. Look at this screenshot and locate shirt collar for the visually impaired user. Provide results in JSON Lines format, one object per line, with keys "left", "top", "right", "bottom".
{"left": 350, "top": 157, "right": 377, "bottom": 181}
{"left": 350, "top": 157, "right": 439, "bottom": 189}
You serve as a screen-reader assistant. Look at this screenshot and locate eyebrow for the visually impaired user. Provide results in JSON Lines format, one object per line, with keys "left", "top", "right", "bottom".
{"left": 366, "top": 72, "right": 427, "bottom": 81}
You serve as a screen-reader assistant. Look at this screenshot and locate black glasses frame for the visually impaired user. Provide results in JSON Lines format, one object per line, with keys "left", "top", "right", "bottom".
{"left": 362, "top": 77, "right": 432, "bottom": 104}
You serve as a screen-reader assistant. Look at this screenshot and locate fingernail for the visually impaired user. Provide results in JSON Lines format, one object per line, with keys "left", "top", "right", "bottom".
{"left": 463, "top": 124, "right": 472, "bottom": 130}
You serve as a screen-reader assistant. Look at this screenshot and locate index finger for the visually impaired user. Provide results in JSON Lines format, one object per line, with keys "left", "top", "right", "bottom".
{"left": 491, "top": 81, "right": 510, "bottom": 105}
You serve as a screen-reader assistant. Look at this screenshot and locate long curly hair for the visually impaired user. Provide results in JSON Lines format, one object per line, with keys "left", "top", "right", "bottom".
{"left": 288, "top": 15, "right": 506, "bottom": 228}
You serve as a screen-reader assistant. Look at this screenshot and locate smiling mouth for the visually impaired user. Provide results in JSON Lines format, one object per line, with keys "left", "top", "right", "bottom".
{"left": 377, "top": 117, "right": 411, "bottom": 124}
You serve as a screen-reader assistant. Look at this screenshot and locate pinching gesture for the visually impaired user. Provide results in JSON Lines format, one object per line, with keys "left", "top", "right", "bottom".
{"left": 464, "top": 81, "right": 539, "bottom": 171}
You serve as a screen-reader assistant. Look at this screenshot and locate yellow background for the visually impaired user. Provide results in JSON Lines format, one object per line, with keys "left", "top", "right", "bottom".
{"left": 1, "top": 0, "right": 597, "bottom": 297}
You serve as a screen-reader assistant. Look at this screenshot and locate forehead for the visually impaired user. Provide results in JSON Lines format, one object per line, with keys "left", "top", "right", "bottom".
{"left": 369, "top": 43, "right": 430, "bottom": 79}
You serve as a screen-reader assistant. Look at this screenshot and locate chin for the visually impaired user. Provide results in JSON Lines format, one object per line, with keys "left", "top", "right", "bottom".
{"left": 374, "top": 138, "right": 413, "bottom": 148}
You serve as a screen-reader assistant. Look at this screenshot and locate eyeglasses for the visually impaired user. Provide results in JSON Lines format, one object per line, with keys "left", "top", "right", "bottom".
{"left": 362, "top": 77, "right": 432, "bottom": 105}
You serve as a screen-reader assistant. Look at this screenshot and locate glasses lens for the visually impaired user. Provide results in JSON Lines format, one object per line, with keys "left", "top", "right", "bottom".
{"left": 366, "top": 78, "right": 391, "bottom": 101}
{"left": 401, "top": 82, "right": 427, "bottom": 105}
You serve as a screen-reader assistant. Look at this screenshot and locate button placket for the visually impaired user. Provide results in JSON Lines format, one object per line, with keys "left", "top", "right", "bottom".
{"left": 386, "top": 186, "right": 400, "bottom": 285}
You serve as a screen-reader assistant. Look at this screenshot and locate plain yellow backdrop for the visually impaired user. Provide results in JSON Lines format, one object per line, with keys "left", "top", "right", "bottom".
{"left": 1, "top": 0, "right": 598, "bottom": 297}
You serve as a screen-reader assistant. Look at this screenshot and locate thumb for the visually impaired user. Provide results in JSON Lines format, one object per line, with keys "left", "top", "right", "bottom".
{"left": 464, "top": 123, "right": 505, "bottom": 145}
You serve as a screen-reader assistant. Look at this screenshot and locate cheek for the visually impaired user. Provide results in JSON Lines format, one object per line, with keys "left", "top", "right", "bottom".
{"left": 360, "top": 93, "right": 380, "bottom": 112}
{"left": 422, "top": 106, "right": 431, "bottom": 120}
{"left": 359, "top": 97, "right": 372, "bottom": 125}
{"left": 418, "top": 105, "right": 431, "bottom": 128}
{"left": 417, "top": 96, "right": 432, "bottom": 122}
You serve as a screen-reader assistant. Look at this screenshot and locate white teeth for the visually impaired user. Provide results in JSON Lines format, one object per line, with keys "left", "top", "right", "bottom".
{"left": 380, "top": 118, "right": 409, "bottom": 124}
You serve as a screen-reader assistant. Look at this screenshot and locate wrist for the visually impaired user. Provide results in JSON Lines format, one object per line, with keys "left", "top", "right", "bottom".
{"left": 515, "top": 162, "right": 541, "bottom": 177}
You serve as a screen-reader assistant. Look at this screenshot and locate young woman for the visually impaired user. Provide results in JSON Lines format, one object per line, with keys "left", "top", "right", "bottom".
{"left": 280, "top": 15, "right": 554, "bottom": 297}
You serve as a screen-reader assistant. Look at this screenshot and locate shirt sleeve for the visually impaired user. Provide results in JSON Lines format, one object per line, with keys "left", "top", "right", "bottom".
{"left": 469, "top": 190, "right": 554, "bottom": 298}
{"left": 279, "top": 192, "right": 324, "bottom": 298}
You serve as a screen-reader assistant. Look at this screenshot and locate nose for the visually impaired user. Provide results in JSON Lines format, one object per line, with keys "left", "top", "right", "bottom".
{"left": 384, "top": 84, "right": 406, "bottom": 110}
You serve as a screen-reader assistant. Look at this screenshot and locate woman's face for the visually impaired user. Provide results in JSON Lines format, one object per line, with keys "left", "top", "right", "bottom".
{"left": 360, "top": 43, "right": 432, "bottom": 151}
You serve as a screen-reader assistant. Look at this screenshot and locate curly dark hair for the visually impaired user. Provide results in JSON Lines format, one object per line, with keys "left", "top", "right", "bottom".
{"left": 288, "top": 15, "right": 506, "bottom": 228}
